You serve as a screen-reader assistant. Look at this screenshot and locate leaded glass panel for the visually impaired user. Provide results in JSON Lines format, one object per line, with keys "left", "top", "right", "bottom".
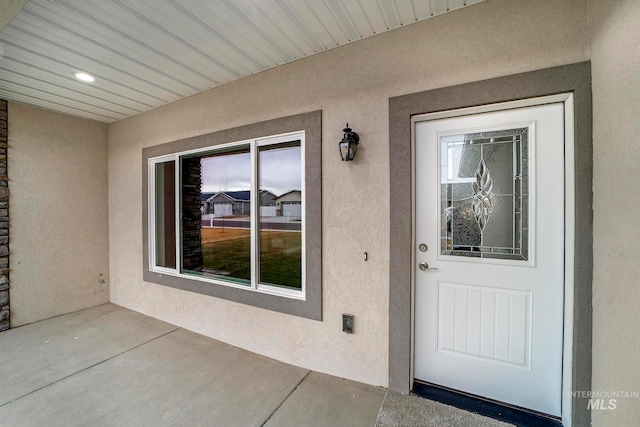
{"left": 440, "top": 128, "right": 529, "bottom": 260}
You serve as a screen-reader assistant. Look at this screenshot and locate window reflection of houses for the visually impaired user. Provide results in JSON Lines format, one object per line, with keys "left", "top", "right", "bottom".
{"left": 276, "top": 190, "right": 302, "bottom": 218}
{"left": 201, "top": 191, "right": 249, "bottom": 216}
{"left": 259, "top": 190, "right": 277, "bottom": 217}
{"left": 201, "top": 190, "right": 277, "bottom": 216}
{"left": 259, "top": 190, "right": 277, "bottom": 207}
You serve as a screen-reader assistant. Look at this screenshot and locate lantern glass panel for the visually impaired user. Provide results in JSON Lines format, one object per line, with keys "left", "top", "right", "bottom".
{"left": 340, "top": 142, "right": 349, "bottom": 161}
{"left": 349, "top": 142, "right": 357, "bottom": 160}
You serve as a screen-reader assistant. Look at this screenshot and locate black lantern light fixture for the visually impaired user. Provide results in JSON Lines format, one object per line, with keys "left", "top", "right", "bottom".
{"left": 338, "top": 123, "right": 359, "bottom": 161}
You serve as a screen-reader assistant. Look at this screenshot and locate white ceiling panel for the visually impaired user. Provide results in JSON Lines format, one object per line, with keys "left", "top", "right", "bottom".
{"left": 394, "top": 1, "right": 418, "bottom": 26}
{"left": 0, "top": 0, "right": 485, "bottom": 123}
{"left": 292, "top": 1, "right": 345, "bottom": 47}
{"left": 0, "top": 63, "right": 144, "bottom": 115}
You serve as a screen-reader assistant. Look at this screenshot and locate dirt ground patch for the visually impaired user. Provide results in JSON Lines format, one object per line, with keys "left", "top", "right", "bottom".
{"left": 201, "top": 227, "right": 249, "bottom": 243}
{"left": 202, "top": 227, "right": 290, "bottom": 243}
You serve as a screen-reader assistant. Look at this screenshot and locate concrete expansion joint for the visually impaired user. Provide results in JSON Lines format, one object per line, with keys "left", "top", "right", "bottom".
{"left": 0, "top": 326, "right": 181, "bottom": 409}
{"left": 260, "top": 370, "right": 311, "bottom": 426}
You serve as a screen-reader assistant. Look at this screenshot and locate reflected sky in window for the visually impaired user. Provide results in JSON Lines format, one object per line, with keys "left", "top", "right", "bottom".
{"left": 201, "top": 143, "right": 301, "bottom": 196}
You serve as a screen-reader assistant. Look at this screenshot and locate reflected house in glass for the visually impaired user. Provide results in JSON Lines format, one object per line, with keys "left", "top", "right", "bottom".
{"left": 200, "top": 192, "right": 215, "bottom": 214}
{"left": 202, "top": 191, "right": 251, "bottom": 216}
{"left": 201, "top": 190, "right": 276, "bottom": 215}
{"left": 276, "top": 190, "right": 302, "bottom": 218}
{"left": 260, "top": 190, "right": 277, "bottom": 207}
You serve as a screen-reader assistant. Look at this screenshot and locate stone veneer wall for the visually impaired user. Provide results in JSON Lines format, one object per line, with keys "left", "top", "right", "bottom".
{"left": 181, "top": 157, "right": 202, "bottom": 272}
{"left": 0, "top": 100, "right": 9, "bottom": 331}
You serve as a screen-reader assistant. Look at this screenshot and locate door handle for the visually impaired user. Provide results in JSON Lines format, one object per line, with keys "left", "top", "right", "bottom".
{"left": 418, "top": 262, "right": 438, "bottom": 272}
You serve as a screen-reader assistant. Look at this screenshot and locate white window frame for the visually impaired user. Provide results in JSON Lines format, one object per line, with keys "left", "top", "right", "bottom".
{"left": 148, "top": 130, "right": 306, "bottom": 300}
{"left": 148, "top": 154, "right": 179, "bottom": 276}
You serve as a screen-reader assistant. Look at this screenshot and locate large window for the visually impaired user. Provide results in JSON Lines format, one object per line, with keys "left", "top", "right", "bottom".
{"left": 143, "top": 111, "right": 321, "bottom": 319}
{"left": 149, "top": 133, "right": 305, "bottom": 298}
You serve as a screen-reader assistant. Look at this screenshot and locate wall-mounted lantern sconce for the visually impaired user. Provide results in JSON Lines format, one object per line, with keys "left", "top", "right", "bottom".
{"left": 339, "top": 123, "right": 359, "bottom": 161}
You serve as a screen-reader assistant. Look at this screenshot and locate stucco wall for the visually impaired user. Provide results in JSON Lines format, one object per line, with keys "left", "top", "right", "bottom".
{"left": 9, "top": 103, "right": 109, "bottom": 326}
{"left": 590, "top": 0, "right": 640, "bottom": 424}
{"left": 108, "top": 0, "right": 589, "bottom": 387}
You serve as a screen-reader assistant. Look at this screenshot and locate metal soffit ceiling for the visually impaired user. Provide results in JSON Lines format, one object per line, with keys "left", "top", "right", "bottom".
{"left": 0, "top": 0, "right": 484, "bottom": 123}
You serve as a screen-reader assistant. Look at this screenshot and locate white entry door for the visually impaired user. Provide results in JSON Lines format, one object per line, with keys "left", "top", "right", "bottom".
{"left": 414, "top": 101, "right": 565, "bottom": 416}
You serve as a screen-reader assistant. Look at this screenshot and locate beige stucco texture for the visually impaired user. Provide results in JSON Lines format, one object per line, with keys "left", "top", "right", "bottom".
{"left": 108, "top": 0, "right": 589, "bottom": 388}
{"left": 590, "top": 0, "right": 640, "bottom": 425}
{"left": 9, "top": 103, "right": 110, "bottom": 326}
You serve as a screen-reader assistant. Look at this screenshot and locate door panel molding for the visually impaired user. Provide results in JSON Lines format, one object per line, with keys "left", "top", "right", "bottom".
{"left": 388, "top": 62, "right": 592, "bottom": 426}
{"left": 435, "top": 281, "right": 533, "bottom": 369}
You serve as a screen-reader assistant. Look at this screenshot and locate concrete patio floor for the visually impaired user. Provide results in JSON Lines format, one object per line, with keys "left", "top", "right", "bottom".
{"left": 0, "top": 304, "right": 510, "bottom": 426}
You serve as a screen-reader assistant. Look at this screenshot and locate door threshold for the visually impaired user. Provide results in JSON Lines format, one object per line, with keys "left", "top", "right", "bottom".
{"left": 412, "top": 381, "right": 562, "bottom": 427}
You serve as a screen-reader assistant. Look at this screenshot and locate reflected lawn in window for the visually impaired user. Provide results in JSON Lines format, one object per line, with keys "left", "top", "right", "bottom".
{"left": 200, "top": 227, "right": 301, "bottom": 289}
{"left": 200, "top": 227, "right": 251, "bottom": 283}
{"left": 260, "top": 230, "right": 302, "bottom": 289}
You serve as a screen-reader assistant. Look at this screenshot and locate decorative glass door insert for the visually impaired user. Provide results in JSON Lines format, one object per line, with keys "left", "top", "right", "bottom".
{"left": 440, "top": 127, "right": 529, "bottom": 260}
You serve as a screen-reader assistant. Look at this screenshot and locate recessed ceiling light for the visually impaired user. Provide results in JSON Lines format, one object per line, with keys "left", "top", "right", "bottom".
{"left": 74, "top": 72, "right": 95, "bottom": 82}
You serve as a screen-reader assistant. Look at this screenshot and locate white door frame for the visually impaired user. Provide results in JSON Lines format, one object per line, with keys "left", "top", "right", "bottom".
{"left": 410, "top": 93, "right": 575, "bottom": 425}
